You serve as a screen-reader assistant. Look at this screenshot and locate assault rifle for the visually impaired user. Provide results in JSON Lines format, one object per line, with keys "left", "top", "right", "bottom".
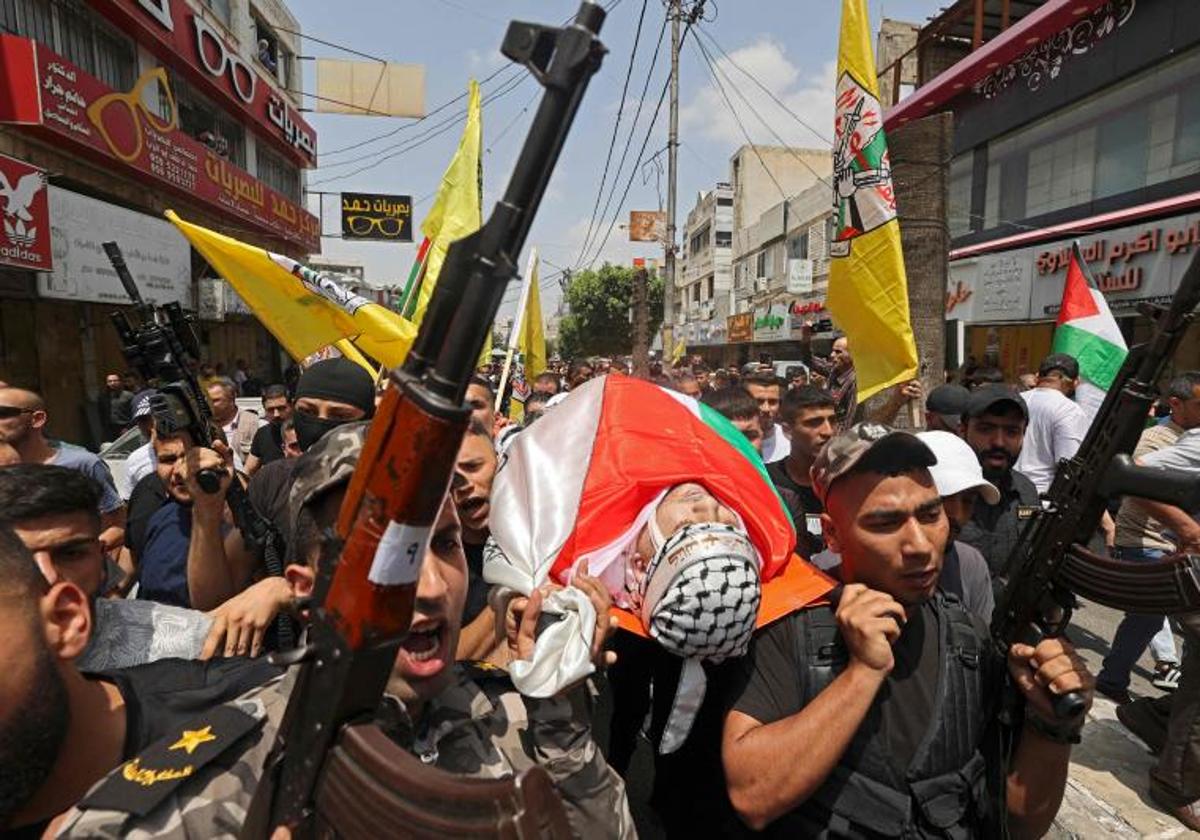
{"left": 245, "top": 5, "right": 606, "bottom": 836}
{"left": 105, "top": 242, "right": 292, "bottom": 647}
{"left": 993, "top": 244, "right": 1200, "bottom": 718}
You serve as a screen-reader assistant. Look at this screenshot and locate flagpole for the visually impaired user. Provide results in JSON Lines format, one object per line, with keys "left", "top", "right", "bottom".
{"left": 494, "top": 248, "right": 538, "bottom": 413}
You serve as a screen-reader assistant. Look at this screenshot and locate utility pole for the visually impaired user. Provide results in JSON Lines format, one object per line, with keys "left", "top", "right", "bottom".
{"left": 631, "top": 266, "right": 650, "bottom": 377}
{"left": 663, "top": 0, "right": 681, "bottom": 354}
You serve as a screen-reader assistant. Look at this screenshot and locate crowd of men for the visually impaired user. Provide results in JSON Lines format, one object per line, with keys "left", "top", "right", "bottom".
{"left": 2, "top": 328, "right": 1199, "bottom": 838}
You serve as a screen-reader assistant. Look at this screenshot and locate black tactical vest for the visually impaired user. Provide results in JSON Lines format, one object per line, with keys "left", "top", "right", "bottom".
{"left": 775, "top": 592, "right": 1007, "bottom": 839}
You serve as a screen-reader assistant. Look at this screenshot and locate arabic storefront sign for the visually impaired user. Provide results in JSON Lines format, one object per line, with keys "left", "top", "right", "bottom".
{"left": 45, "top": 186, "right": 190, "bottom": 306}
{"left": 0, "top": 153, "right": 52, "bottom": 271}
{"left": 0, "top": 37, "right": 319, "bottom": 253}
{"left": 727, "top": 312, "right": 754, "bottom": 343}
{"left": 340, "top": 192, "right": 413, "bottom": 242}
{"left": 753, "top": 302, "right": 790, "bottom": 343}
{"left": 786, "top": 258, "right": 813, "bottom": 295}
{"left": 106, "top": 0, "right": 316, "bottom": 166}
{"left": 947, "top": 212, "right": 1200, "bottom": 323}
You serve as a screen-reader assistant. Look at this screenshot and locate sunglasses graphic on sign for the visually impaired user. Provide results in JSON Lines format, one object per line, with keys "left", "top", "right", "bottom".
{"left": 344, "top": 216, "right": 407, "bottom": 238}
{"left": 193, "top": 15, "right": 257, "bottom": 103}
{"left": 86, "top": 66, "right": 179, "bottom": 164}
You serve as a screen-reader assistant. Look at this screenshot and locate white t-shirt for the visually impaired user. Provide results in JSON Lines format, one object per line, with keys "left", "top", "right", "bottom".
{"left": 1014, "top": 387, "right": 1089, "bottom": 493}
{"left": 124, "top": 441, "right": 157, "bottom": 496}
{"left": 760, "top": 422, "right": 790, "bottom": 464}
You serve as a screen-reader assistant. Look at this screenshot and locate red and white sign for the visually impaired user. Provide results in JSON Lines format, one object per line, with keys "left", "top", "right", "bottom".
{"left": 0, "top": 35, "right": 319, "bottom": 253}
{"left": 95, "top": 0, "right": 317, "bottom": 166}
{"left": 0, "top": 152, "right": 52, "bottom": 271}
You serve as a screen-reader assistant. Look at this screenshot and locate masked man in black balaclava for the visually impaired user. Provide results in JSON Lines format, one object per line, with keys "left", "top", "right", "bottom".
{"left": 247, "top": 358, "right": 375, "bottom": 540}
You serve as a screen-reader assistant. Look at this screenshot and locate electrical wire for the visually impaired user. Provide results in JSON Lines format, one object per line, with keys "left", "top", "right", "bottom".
{"left": 695, "top": 24, "right": 832, "bottom": 146}
{"left": 573, "top": 0, "right": 652, "bottom": 269}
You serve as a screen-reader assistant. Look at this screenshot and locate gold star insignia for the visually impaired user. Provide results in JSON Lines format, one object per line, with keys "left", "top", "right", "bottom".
{"left": 169, "top": 726, "right": 217, "bottom": 755}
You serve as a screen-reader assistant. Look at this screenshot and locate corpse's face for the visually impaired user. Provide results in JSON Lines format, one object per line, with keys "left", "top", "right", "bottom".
{"left": 823, "top": 469, "right": 948, "bottom": 606}
{"left": 634, "top": 482, "right": 739, "bottom": 563}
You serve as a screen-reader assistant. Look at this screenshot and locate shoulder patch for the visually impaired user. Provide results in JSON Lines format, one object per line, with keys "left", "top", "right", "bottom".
{"left": 79, "top": 702, "right": 264, "bottom": 817}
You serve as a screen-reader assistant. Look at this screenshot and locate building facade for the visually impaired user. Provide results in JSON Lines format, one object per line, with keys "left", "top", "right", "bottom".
{"left": 885, "top": 0, "right": 1200, "bottom": 379}
{"left": 0, "top": 0, "right": 319, "bottom": 445}
{"left": 675, "top": 181, "right": 733, "bottom": 348}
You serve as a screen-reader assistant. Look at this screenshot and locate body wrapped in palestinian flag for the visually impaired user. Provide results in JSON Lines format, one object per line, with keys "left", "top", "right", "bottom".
{"left": 485, "top": 374, "right": 834, "bottom": 709}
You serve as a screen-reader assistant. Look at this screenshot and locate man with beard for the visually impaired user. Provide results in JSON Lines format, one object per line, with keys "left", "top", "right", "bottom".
{"left": 452, "top": 419, "right": 502, "bottom": 660}
{"left": 247, "top": 358, "right": 375, "bottom": 541}
{"left": 0, "top": 525, "right": 282, "bottom": 838}
{"left": 722, "top": 424, "right": 1093, "bottom": 836}
{"left": 283, "top": 424, "right": 635, "bottom": 839}
{"left": 957, "top": 385, "right": 1039, "bottom": 578}
{"left": 243, "top": 385, "right": 292, "bottom": 475}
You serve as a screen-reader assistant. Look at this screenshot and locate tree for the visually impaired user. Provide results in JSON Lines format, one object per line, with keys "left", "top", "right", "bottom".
{"left": 558, "top": 263, "right": 663, "bottom": 359}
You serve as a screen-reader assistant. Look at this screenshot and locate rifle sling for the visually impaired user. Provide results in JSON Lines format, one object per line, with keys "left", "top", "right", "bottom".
{"left": 1060, "top": 545, "right": 1200, "bottom": 613}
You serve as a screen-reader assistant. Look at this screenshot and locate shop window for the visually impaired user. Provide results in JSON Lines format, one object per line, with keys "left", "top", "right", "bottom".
{"left": 2, "top": 0, "right": 134, "bottom": 91}
{"left": 174, "top": 73, "right": 246, "bottom": 167}
{"left": 787, "top": 230, "right": 808, "bottom": 260}
{"left": 1094, "top": 108, "right": 1149, "bottom": 200}
{"left": 258, "top": 145, "right": 301, "bottom": 203}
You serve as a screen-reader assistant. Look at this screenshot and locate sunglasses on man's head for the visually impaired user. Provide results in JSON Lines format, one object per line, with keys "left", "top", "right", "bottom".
{"left": 0, "top": 406, "right": 33, "bottom": 419}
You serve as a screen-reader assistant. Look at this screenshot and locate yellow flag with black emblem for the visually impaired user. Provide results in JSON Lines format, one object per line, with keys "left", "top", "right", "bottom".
{"left": 828, "top": 0, "right": 918, "bottom": 402}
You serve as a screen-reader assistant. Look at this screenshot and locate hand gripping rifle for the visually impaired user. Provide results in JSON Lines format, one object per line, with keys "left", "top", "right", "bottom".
{"left": 992, "top": 244, "right": 1200, "bottom": 719}
{"left": 245, "top": 5, "right": 606, "bottom": 835}
{"left": 105, "top": 242, "right": 292, "bottom": 648}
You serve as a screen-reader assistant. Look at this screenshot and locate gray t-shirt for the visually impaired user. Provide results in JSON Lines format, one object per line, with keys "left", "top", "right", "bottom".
{"left": 1141, "top": 427, "right": 1200, "bottom": 474}
{"left": 77, "top": 598, "right": 212, "bottom": 672}
{"left": 49, "top": 440, "right": 123, "bottom": 514}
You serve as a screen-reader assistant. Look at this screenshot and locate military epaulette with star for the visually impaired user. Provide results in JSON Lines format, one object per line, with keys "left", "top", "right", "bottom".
{"left": 462, "top": 659, "right": 515, "bottom": 689}
{"left": 79, "top": 703, "right": 264, "bottom": 816}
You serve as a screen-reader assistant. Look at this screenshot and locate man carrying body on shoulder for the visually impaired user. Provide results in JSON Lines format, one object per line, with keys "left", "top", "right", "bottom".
{"left": 958, "top": 385, "right": 1040, "bottom": 579}
{"left": 242, "top": 385, "right": 292, "bottom": 476}
{"left": 766, "top": 386, "right": 836, "bottom": 558}
{"left": 0, "top": 386, "right": 126, "bottom": 555}
{"left": 283, "top": 424, "right": 636, "bottom": 840}
{"left": 1013, "top": 354, "right": 1089, "bottom": 495}
{"left": 0, "top": 525, "right": 282, "bottom": 838}
{"left": 722, "top": 423, "right": 1093, "bottom": 837}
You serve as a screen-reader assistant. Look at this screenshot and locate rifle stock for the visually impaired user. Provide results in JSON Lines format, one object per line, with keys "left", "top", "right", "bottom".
{"left": 252, "top": 6, "right": 607, "bottom": 835}
{"left": 992, "top": 244, "right": 1200, "bottom": 719}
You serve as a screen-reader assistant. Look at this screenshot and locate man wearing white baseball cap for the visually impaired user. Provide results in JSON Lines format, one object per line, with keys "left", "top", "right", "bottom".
{"left": 918, "top": 430, "right": 1002, "bottom": 621}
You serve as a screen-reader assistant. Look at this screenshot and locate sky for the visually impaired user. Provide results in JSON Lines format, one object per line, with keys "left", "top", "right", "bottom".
{"left": 291, "top": 0, "right": 939, "bottom": 317}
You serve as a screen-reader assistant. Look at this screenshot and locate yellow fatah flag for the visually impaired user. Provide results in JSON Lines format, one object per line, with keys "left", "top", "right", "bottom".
{"left": 828, "top": 0, "right": 918, "bottom": 401}
{"left": 518, "top": 260, "right": 547, "bottom": 382}
{"left": 413, "top": 79, "right": 483, "bottom": 326}
{"left": 671, "top": 335, "right": 687, "bottom": 364}
{"left": 167, "top": 211, "right": 416, "bottom": 368}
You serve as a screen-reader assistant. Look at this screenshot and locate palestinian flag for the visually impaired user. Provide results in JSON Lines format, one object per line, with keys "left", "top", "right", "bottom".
{"left": 488, "top": 374, "right": 833, "bottom": 636}
{"left": 1052, "top": 241, "right": 1128, "bottom": 420}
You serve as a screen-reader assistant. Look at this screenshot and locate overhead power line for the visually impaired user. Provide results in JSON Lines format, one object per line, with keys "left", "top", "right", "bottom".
{"left": 573, "top": 0, "right": 653, "bottom": 269}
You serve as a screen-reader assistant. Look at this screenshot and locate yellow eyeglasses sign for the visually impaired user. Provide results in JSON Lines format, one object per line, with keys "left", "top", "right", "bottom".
{"left": 340, "top": 192, "right": 413, "bottom": 242}
{"left": 86, "top": 66, "right": 179, "bottom": 164}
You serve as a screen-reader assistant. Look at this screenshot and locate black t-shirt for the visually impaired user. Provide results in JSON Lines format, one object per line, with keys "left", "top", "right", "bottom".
{"left": 249, "top": 422, "right": 284, "bottom": 465}
{"left": 463, "top": 539, "right": 489, "bottom": 625}
{"left": 126, "top": 472, "right": 168, "bottom": 561}
{"left": 248, "top": 457, "right": 300, "bottom": 541}
{"left": 93, "top": 657, "right": 281, "bottom": 759}
{"left": 766, "top": 459, "right": 825, "bottom": 557}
